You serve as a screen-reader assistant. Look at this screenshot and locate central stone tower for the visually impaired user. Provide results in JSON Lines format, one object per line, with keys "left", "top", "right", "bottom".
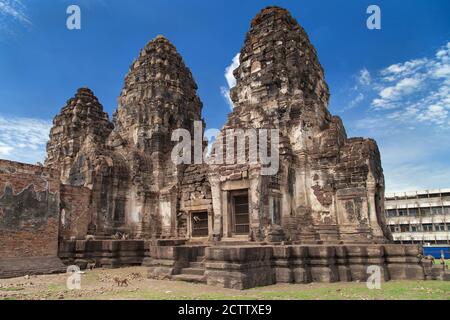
{"left": 208, "top": 6, "right": 390, "bottom": 243}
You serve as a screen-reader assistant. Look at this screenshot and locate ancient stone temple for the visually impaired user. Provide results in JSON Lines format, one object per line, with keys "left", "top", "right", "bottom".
{"left": 44, "top": 7, "right": 389, "bottom": 245}
{"left": 207, "top": 6, "right": 389, "bottom": 244}
{"left": 2, "top": 6, "right": 445, "bottom": 287}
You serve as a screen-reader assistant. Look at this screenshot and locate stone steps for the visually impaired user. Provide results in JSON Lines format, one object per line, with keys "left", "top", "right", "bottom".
{"left": 171, "top": 254, "right": 206, "bottom": 284}
{"left": 189, "top": 261, "right": 205, "bottom": 268}
{"left": 172, "top": 274, "right": 206, "bottom": 284}
{"left": 181, "top": 267, "right": 205, "bottom": 276}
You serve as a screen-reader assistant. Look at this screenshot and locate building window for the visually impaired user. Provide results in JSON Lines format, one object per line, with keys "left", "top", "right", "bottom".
{"left": 231, "top": 191, "right": 250, "bottom": 235}
{"left": 389, "top": 225, "right": 397, "bottom": 233}
{"left": 400, "top": 224, "right": 409, "bottom": 232}
{"left": 420, "top": 208, "right": 431, "bottom": 215}
{"left": 431, "top": 207, "right": 443, "bottom": 215}
{"left": 435, "top": 223, "right": 446, "bottom": 232}
{"left": 410, "top": 225, "right": 419, "bottom": 232}
{"left": 191, "top": 212, "right": 209, "bottom": 237}
{"left": 408, "top": 208, "right": 418, "bottom": 216}
{"left": 422, "top": 224, "right": 433, "bottom": 232}
{"left": 443, "top": 207, "right": 450, "bottom": 215}
{"left": 386, "top": 209, "right": 397, "bottom": 217}
{"left": 398, "top": 209, "right": 408, "bottom": 216}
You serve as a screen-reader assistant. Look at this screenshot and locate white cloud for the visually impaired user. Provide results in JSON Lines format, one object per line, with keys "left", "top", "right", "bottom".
{"left": 225, "top": 53, "right": 240, "bottom": 88}
{"left": 345, "top": 92, "right": 364, "bottom": 110}
{"left": 220, "top": 86, "right": 233, "bottom": 110}
{"left": 372, "top": 76, "right": 423, "bottom": 109}
{"left": 370, "top": 42, "right": 450, "bottom": 125}
{"left": 357, "top": 68, "right": 371, "bottom": 85}
{"left": 0, "top": 115, "right": 51, "bottom": 164}
{"left": 220, "top": 53, "right": 240, "bottom": 110}
{"left": 380, "top": 58, "right": 428, "bottom": 81}
{"left": 416, "top": 105, "right": 448, "bottom": 124}
{"left": 0, "top": 0, "right": 31, "bottom": 34}
{"left": 346, "top": 41, "right": 450, "bottom": 193}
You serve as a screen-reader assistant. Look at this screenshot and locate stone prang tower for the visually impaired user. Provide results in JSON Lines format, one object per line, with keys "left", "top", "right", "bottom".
{"left": 208, "top": 6, "right": 390, "bottom": 243}
{"left": 46, "top": 36, "right": 204, "bottom": 239}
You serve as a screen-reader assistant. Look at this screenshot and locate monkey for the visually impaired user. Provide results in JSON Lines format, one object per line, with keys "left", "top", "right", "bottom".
{"left": 418, "top": 254, "right": 435, "bottom": 264}
{"left": 425, "top": 255, "right": 435, "bottom": 264}
{"left": 86, "top": 262, "right": 96, "bottom": 271}
{"left": 113, "top": 277, "right": 129, "bottom": 287}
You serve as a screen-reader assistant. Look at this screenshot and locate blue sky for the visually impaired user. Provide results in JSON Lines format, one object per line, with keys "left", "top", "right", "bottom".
{"left": 0, "top": 0, "right": 449, "bottom": 193}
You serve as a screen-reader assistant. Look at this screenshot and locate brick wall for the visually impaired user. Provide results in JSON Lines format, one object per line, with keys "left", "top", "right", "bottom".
{"left": 0, "top": 160, "right": 61, "bottom": 258}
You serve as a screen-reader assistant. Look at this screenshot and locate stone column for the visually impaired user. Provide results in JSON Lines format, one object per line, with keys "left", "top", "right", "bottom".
{"left": 249, "top": 169, "right": 262, "bottom": 240}
{"left": 367, "top": 180, "right": 384, "bottom": 238}
{"left": 209, "top": 174, "right": 223, "bottom": 240}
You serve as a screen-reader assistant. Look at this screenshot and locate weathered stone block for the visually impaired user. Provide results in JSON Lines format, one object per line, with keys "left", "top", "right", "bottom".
{"left": 303, "top": 246, "right": 338, "bottom": 283}
{"left": 205, "top": 246, "right": 275, "bottom": 289}
{"left": 384, "top": 245, "right": 424, "bottom": 280}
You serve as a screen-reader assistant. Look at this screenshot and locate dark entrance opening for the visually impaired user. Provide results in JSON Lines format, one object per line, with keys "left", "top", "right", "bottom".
{"left": 191, "top": 211, "right": 209, "bottom": 237}
{"left": 231, "top": 191, "right": 250, "bottom": 235}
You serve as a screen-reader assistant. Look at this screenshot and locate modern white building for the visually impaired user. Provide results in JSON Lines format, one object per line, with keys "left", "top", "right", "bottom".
{"left": 385, "top": 189, "right": 450, "bottom": 245}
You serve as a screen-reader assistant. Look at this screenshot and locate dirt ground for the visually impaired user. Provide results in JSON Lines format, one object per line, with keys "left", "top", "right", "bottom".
{"left": 0, "top": 267, "right": 449, "bottom": 300}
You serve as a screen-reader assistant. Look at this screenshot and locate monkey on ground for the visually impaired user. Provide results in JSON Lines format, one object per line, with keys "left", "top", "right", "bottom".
{"left": 86, "top": 262, "right": 96, "bottom": 271}
{"left": 114, "top": 277, "right": 129, "bottom": 287}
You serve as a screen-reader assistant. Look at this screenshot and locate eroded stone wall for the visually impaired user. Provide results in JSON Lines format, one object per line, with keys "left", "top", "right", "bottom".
{"left": 0, "top": 160, "right": 66, "bottom": 278}
{"left": 0, "top": 160, "right": 60, "bottom": 258}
